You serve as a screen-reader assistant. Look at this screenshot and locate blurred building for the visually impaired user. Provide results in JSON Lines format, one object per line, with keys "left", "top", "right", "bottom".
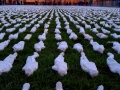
{"left": 3, "top": 0, "right": 119, "bottom": 6}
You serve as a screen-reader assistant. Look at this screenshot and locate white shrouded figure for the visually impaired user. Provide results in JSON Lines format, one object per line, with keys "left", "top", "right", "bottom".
{"left": 69, "top": 32, "right": 78, "bottom": 40}
{"left": 111, "top": 41, "right": 120, "bottom": 54}
{"left": 38, "top": 33, "right": 46, "bottom": 41}
{"left": 34, "top": 41, "right": 45, "bottom": 52}
{"left": 80, "top": 52, "right": 99, "bottom": 77}
{"left": 8, "top": 33, "right": 18, "bottom": 40}
{"left": 97, "top": 85, "right": 104, "bottom": 90}
{"left": 83, "top": 33, "right": 93, "bottom": 41}
{"left": 0, "top": 52, "right": 18, "bottom": 75}
{"left": 30, "top": 27, "right": 37, "bottom": 33}
{"left": 73, "top": 43, "right": 83, "bottom": 53}
{"left": 0, "top": 40, "right": 10, "bottom": 51}
{"left": 0, "top": 33, "right": 5, "bottom": 40}
{"left": 91, "top": 28, "right": 99, "bottom": 33}
{"left": 106, "top": 52, "right": 120, "bottom": 75}
{"left": 57, "top": 41, "right": 68, "bottom": 52}
{"left": 79, "top": 27, "right": 85, "bottom": 34}
{"left": 13, "top": 41, "right": 25, "bottom": 52}
{"left": 54, "top": 28, "right": 61, "bottom": 34}
{"left": 55, "top": 34, "right": 62, "bottom": 40}
{"left": 52, "top": 52, "right": 68, "bottom": 76}
{"left": 44, "top": 23, "right": 49, "bottom": 29}
{"left": 6, "top": 28, "right": 16, "bottom": 33}
{"left": 96, "top": 33, "right": 108, "bottom": 39}
{"left": 22, "top": 52, "right": 39, "bottom": 76}
{"left": 22, "top": 83, "right": 30, "bottom": 90}
{"left": 90, "top": 40, "right": 104, "bottom": 54}
{"left": 56, "top": 81, "right": 63, "bottom": 90}
{"left": 67, "top": 29, "right": 72, "bottom": 35}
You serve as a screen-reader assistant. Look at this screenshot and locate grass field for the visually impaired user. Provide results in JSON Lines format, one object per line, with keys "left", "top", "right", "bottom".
{"left": 0, "top": 5, "right": 120, "bottom": 90}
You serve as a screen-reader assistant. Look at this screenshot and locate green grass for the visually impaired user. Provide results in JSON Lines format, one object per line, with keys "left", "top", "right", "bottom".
{"left": 0, "top": 6, "right": 120, "bottom": 90}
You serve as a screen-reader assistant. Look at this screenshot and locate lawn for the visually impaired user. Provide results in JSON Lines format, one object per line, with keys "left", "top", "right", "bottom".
{"left": 0, "top": 5, "right": 120, "bottom": 90}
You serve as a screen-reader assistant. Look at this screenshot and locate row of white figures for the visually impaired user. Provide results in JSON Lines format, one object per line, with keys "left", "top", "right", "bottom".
{"left": 63, "top": 18, "right": 78, "bottom": 40}
{"left": 55, "top": 17, "right": 62, "bottom": 40}
{"left": 0, "top": 52, "right": 18, "bottom": 75}
{"left": 22, "top": 82, "right": 104, "bottom": 90}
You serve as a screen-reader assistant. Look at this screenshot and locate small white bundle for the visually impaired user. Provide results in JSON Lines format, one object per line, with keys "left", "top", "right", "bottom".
{"left": 104, "top": 23, "right": 111, "bottom": 28}
{"left": 69, "top": 32, "right": 78, "bottom": 40}
{"left": 64, "top": 21, "right": 69, "bottom": 25}
{"left": 0, "top": 40, "right": 10, "bottom": 51}
{"left": 24, "top": 34, "right": 32, "bottom": 40}
{"left": 38, "top": 33, "right": 46, "bottom": 41}
{"left": 110, "top": 33, "right": 120, "bottom": 39}
{"left": 85, "top": 24, "right": 91, "bottom": 29}
{"left": 34, "top": 24, "right": 40, "bottom": 28}
{"left": 57, "top": 41, "right": 68, "bottom": 52}
{"left": 0, "top": 52, "right": 17, "bottom": 75}
{"left": 73, "top": 43, "right": 83, "bottom": 53}
{"left": 22, "top": 83, "right": 30, "bottom": 90}
{"left": 30, "top": 27, "right": 37, "bottom": 33}
{"left": 19, "top": 27, "right": 26, "bottom": 33}
{"left": 107, "top": 52, "right": 120, "bottom": 75}
{"left": 52, "top": 52, "right": 68, "bottom": 76}
{"left": 4, "top": 23, "right": 11, "bottom": 27}
{"left": 83, "top": 33, "right": 93, "bottom": 41}
{"left": 14, "top": 23, "right": 21, "bottom": 28}
{"left": 80, "top": 52, "right": 99, "bottom": 77}
{"left": 91, "top": 28, "right": 99, "bottom": 33}
{"left": 0, "top": 26, "right": 4, "bottom": 31}
{"left": 64, "top": 25, "right": 70, "bottom": 29}
{"left": 112, "top": 41, "right": 120, "bottom": 54}
{"left": 96, "top": 33, "right": 108, "bottom": 39}
{"left": 79, "top": 27, "right": 85, "bottom": 34}
{"left": 94, "top": 23, "right": 101, "bottom": 29}
{"left": 54, "top": 28, "right": 61, "bottom": 34}
{"left": 100, "top": 21, "right": 105, "bottom": 26}
{"left": 6, "top": 28, "right": 16, "bottom": 33}
{"left": 90, "top": 40, "right": 104, "bottom": 54}
{"left": 67, "top": 29, "right": 72, "bottom": 35}
{"left": 56, "top": 81, "right": 63, "bottom": 90}
{"left": 97, "top": 85, "right": 104, "bottom": 90}
{"left": 55, "top": 34, "right": 62, "bottom": 40}
{"left": 22, "top": 52, "right": 39, "bottom": 76}
{"left": 13, "top": 41, "right": 25, "bottom": 52}
{"left": 101, "top": 28, "right": 110, "bottom": 34}
{"left": 34, "top": 41, "right": 45, "bottom": 52}
{"left": 44, "top": 29, "right": 48, "bottom": 34}
{"left": 76, "top": 25, "right": 81, "bottom": 29}
{"left": 25, "top": 24, "right": 31, "bottom": 28}
{"left": 0, "top": 33, "right": 5, "bottom": 40}
{"left": 56, "top": 24, "right": 61, "bottom": 29}
{"left": 8, "top": 33, "right": 18, "bottom": 40}
{"left": 44, "top": 23, "right": 49, "bottom": 29}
